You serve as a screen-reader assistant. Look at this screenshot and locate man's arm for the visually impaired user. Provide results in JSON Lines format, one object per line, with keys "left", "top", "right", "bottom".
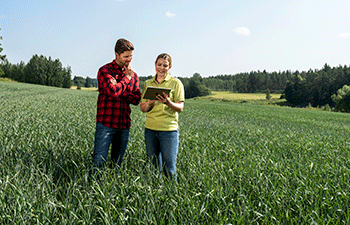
{"left": 98, "top": 67, "right": 131, "bottom": 99}
{"left": 121, "top": 75, "right": 141, "bottom": 105}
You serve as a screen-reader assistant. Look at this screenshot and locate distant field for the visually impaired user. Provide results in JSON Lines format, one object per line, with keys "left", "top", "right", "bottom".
{"left": 201, "top": 91, "right": 287, "bottom": 106}
{"left": 0, "top": 77, "right": 16, "bottom": 82}
{"left": 1, "top": 82, "right": 350, "bottom": 224}
{"left": 71, "top": 85, "right": 98, "bottom": 91}
{"left": 208, "top": 91, "right": 282, "bottom": 100}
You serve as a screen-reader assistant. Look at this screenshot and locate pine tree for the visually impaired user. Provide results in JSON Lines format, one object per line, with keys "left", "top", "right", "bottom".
{"left": 266, "top": 88, "right": 271, "bottom": 100}
{"left": 0, "top": 28, "right": 6, "bottom": 62}
{"left": 85, "top": 76, "right": 92, "bottom": 87}
{"left": 0, "top": 28, "right": 6, "bottom": 77}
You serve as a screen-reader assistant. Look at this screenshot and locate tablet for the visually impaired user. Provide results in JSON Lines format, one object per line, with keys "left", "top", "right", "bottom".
{"left": 143, "top": 86, "right": 172, "bottom": 100}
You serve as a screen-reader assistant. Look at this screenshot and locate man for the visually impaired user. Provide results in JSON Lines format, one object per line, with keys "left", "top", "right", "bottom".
{"left": 91, "top": 38, "right": 141, "bottom": 176}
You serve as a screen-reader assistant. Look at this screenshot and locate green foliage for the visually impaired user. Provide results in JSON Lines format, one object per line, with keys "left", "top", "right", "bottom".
{"left": 197, "top": 70, "right": 291, "bottom": 93}
{"left": 73, "top": 76, "right": 86, "bottom": 88}
{"left": 85, "top": 76, "right": 92, "bottom": 87}
{"left": 185, "top": 73, "right": 211, "bottom": 98}
{"left": 72, "top": 76, "right": 98, "bottom": 88}
{"left": 0, "top": 28, "right": 6, "bottom": 63}
{"left": 23, "top": 55, "right": 72, "bottom": 88}
{"left": 283, "top": 64, "right": 350, "bottom": 107}
{"left": 1, "top": 54, "right": 72, "bottom": 88}
{"left": 323, "top": 104, "right": 331, "bottom": 111}
{"left": 1, "top": 82, "right": 350, "bottom": 224}
{"left": 332, "top": 85, "right": 350, "bottom": 113}
{"left": 266, "top": 88, "right": 271, "bottom": 100}
{"left": 0, "top": 28, "right": 6, "bottom": 76}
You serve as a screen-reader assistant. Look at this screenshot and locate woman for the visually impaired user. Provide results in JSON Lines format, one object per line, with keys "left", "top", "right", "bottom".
{"left": 140, "top": 53, "right": 185, "bottom": 180}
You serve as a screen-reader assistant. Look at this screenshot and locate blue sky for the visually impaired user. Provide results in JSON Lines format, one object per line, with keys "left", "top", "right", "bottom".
{"left": 1, "top": 0, "right": 350, "bottom": 78}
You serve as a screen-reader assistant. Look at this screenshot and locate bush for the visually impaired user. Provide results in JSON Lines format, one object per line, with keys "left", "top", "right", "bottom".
{"left": 323, "top": 104, "right": 331, "bottom": 111}
{"left": 266, "top": 88, "right": 271, "bottom": 100}
{"left": 331, "top": 85, "right": 350, "bottom": 113}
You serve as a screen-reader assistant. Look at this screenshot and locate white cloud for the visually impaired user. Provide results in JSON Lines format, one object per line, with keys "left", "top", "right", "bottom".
{"left": 166, "top": 11, "right": 176, "bottom": 18}
{"left": 338, "top": 32, "right": 350, "bottom": 39}
{"left": 234, "top": 27, "right": 251, "bottom": 36}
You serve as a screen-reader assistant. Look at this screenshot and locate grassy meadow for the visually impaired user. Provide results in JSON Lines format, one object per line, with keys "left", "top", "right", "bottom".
{"left": 1, "top": 81, "right": 350, "bottom": 224}
{"left": 201, "top": 91, "right": 287, "bottom": 106}
{"left": 208, "top": 91, "right": 282, "bottom": 100}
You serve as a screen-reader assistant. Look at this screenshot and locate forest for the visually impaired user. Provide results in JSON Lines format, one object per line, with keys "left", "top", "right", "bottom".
{"left": 1, "top": 55, "right": 71, "bottom": 88}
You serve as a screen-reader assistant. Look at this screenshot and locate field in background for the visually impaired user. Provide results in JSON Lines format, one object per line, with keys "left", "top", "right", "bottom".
{"left": 70, "top": 85, "right": 98, "bottom": 91}
{"left": 209, "top": 91, "right": 281, "bottom": 100}
{"left": 1, "top": 82, "right": 350, "bottom": 224}
{"left": 200, "top": 91, "right": 288, "bottom": 106}
{"left": 0, "top": 77, "right": 16, "bottom": 82}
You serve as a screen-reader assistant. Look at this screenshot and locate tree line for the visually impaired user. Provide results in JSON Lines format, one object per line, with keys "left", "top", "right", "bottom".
{"left": 72, "top": 76, "right": 98, "bottom": 88}
{"left": 1, "top": 55, "right": 72, "bottom": 88}
{"left": 283, "top": 64, "right": 350, "bottom": 108}
{"left": 170, "top": 64, "right": 350, "bottom": 111}
{"left": 201, "top": 70, "right": 291, "bottom": 93}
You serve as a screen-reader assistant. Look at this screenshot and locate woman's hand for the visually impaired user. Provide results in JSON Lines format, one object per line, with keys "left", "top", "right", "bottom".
{"left": 140, "top": 99, "right": 156, "bottom": 112}
{"left": 148, "top": 99, "right": 157, "bottom": 105}
{"left": 156, "top": 92, "right": 170, "bottom": 105}
{"left": 156, "top": 92, "right": 184, "bottom": 113}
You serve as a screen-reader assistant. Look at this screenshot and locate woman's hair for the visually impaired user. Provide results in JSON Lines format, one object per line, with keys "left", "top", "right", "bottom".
{"left": 155, "top": 53, "right": 172, "bottom": 67}
{"left": 114, "top": 38, "right": 134, "bottom": 54}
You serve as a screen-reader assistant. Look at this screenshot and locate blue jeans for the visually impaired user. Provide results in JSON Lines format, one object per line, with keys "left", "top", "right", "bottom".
{"left": 144, "top": 128, "right": 179, "bottom": 180}
{"left": 92, "top": 123, "right": 130, "bottom": 170}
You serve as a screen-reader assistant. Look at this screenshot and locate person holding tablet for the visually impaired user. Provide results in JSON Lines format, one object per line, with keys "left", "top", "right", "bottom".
{"left": 140, "top": 53, "right": 185, "bottom": 180}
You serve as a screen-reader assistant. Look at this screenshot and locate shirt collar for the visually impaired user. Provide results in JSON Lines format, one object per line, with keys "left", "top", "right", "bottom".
{"left": 151, "top": 73, "right": 172, "bottom": 84}
{"left": 112, "top": 60, "right": 124, "bottom": 75}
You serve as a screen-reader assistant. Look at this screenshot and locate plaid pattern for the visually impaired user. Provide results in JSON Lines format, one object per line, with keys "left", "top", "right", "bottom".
{"left": 96, "top": 60, "right": 141, "bottom": 129}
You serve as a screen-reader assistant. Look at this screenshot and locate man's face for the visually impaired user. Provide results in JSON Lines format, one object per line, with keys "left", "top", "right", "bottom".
{"left": 115, "top": 51, "right": 133, "bottom": 68}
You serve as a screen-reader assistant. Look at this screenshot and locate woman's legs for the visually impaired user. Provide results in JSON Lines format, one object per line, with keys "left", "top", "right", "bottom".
{"left": 144, "top": 128, "right": 179, "bottom": 180}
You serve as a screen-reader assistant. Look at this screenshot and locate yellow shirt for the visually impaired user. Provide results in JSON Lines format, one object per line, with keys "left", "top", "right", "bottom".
{"left": 141, "top": 74, "right": 185, "bottom": 131}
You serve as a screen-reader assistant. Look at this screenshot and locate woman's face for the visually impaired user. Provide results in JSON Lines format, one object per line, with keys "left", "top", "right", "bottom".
{"left": 155, "top": 58, "right": 171, "bottom": 77}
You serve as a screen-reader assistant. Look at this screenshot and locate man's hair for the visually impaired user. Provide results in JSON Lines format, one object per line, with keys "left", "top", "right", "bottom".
{"left": 155, "top": 53, "right": 172, "bottom": 67}
{"left": 114, "top": 38, "right": 134, "bottom": 54}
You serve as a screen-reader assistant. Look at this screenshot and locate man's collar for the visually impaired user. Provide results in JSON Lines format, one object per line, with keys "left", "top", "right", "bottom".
{"left": 112, "top": 60, "right": 124, "bottom": 73}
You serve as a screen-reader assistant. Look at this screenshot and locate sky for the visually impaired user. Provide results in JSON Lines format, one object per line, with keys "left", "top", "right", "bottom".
{"left": 1, "top": 0, "right": 350, "bottom": 78}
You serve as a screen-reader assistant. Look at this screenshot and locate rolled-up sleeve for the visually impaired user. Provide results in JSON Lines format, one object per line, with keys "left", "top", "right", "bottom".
{"left": 98, "top": 67, "right": 131, "bottom": 99}
{"left": 121, "top": 75, "right": 141, "bottom": 105}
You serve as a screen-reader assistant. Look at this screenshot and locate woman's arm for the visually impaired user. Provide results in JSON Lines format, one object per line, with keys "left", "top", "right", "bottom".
{"left": 140, "top": 100, "right": 156, "bottom": 113}
{"left": 166, "top": 101, "right": 184, "bottom": 113}
{"left": 157, "top": 92, "right": 184, "bottom": 113}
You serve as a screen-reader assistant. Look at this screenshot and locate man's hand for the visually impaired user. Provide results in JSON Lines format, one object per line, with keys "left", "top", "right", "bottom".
{"left": 124, "top": 64, "right": 135, "bottom": 80}
{"left": 110, "top": 78, "right": 117, "bottom": 85}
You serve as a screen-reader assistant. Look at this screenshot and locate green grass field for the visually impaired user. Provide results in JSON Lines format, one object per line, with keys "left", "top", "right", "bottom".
{"left": 1, "top": 82, "right": 350, "bottom": 224}
{"left": 209, "top": 91, "right": 282, "bottom": 100}
{"left": 201, "top": 91, "right": 288, "bottom": 106}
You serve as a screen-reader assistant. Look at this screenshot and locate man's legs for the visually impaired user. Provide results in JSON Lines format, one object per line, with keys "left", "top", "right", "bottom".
{"left": 92, "top": 123, "right": 115, "bottom": 169}
{"left": 111, "top": 128, "right": 130, "bottom": 167}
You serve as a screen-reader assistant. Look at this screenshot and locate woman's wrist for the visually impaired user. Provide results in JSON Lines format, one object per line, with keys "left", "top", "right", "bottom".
{"left": 148, "top": 101, "right": 155, "bottom": 109}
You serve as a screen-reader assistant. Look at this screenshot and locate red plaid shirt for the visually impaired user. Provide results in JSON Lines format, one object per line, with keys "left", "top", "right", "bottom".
{"left": 96, "top": 60, "right": 141, "bottom": 129}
